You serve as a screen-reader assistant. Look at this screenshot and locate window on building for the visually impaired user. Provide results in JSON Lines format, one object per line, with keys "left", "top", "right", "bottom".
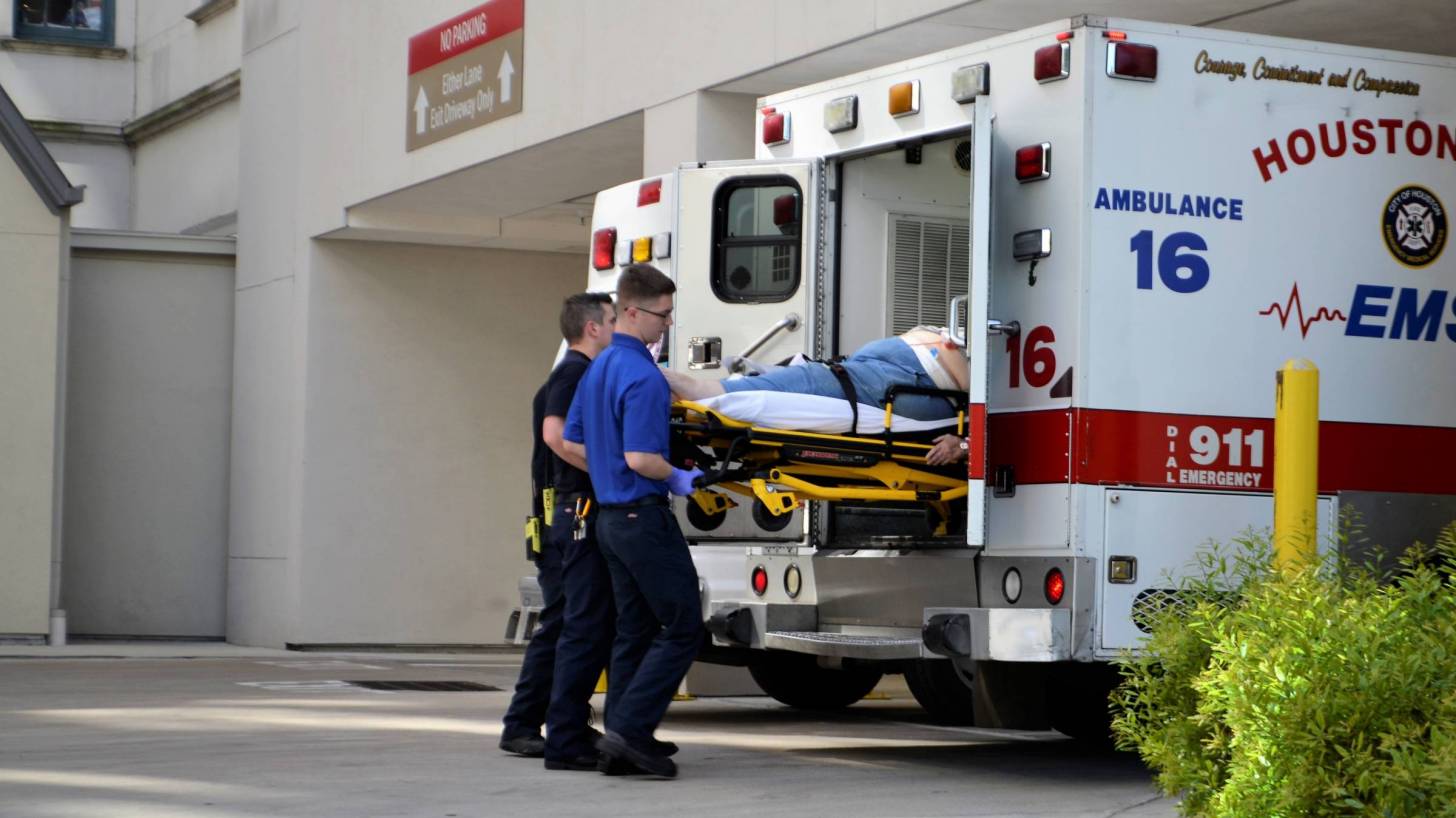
{"left": 711, "top": 177, "right": 803, "bottom": 304}
{"left": 15, "top": 0, "right": 113, "bottom": 46}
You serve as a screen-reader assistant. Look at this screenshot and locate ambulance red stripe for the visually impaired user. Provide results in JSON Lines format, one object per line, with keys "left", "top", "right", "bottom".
{"left": 989, "top": 408, "right": 1456, "bottom": 495}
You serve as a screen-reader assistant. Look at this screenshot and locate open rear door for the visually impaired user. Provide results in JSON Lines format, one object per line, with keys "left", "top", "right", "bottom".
{"left": 961, "top": 100, "right": 993, "bottom": 548}
{"left": 671, "top": 160, "right": 824, "bottom": 375}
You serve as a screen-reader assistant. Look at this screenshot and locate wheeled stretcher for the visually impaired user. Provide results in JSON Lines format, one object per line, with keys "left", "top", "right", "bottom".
{"left": 670, "top": 385, "right": 969, "bottom": 535}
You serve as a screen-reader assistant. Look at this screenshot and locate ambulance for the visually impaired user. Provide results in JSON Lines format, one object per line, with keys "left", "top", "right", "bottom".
{"left": 577, "top": 15, "right": 1456, "bottom": 735}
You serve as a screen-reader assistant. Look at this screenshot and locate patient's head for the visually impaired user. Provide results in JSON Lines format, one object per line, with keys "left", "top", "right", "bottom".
{"left": 616, "top": 263, "right": 676, "bottom": 346}
{"left": 560, "top": 292, "right": 616, "bottom": 356}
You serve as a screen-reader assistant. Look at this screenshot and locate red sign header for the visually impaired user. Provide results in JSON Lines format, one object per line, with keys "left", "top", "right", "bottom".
{"left": 408, "top": 0, "right": 523, "bottom": 76}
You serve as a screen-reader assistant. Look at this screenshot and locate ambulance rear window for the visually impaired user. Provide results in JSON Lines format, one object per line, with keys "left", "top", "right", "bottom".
{"left": 711, "top": 177, "right": 801, "bottom": 303}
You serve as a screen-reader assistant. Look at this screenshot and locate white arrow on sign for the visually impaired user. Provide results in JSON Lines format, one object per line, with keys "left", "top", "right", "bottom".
{"left": 414, "top": 87, "right": 429, "bottom": 134}
{"left": 498, "top": 51, "right": 515, "bottom": 104}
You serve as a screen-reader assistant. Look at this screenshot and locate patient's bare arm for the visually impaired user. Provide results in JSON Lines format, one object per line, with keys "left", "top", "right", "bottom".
{"left": 663, "top": 370, "right": 728, "bottom": 401}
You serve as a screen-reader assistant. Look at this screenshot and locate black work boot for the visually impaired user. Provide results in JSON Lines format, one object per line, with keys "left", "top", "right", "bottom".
{"left": 498, "top": 733, "right": 546, "bottom": 757}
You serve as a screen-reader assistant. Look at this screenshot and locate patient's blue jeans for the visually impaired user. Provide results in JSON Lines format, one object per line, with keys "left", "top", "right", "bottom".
{"left": 720, "top": 337, "right": 957, "bottom": 420}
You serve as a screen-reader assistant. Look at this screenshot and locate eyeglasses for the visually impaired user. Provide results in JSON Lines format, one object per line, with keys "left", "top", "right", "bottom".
{"left": 634, "top": 305, "right": 673, "bottom": 321}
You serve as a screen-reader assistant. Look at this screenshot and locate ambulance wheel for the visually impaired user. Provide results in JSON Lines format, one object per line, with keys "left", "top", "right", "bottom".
{"left": 904, "top": 659, "right": 976, "bottom": 725}
{"left": 752, "top": 499, "right": 793, "bottom": 532}
{"left": 748, "top": 653, "right": 883, "bottom": 710}
{"left": 685, "top": 499, "right": 726, "bottom": 531}
{"left": 1047, "top": 662, "right": 1121, "bottom": 747}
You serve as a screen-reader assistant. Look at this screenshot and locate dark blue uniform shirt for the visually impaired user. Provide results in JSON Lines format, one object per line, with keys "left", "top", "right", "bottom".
{"left": 564, "top": 333, "right": 670, "bottom": 504}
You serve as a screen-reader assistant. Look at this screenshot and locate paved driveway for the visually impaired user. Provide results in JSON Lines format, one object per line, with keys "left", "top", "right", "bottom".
{"left": 0, "top": 647, "right": 1178, "bottom": 818}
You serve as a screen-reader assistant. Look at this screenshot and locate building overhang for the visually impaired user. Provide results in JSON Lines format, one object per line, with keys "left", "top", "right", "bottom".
{"left": 0, "top": 83, "right": 83, "bottom": 215}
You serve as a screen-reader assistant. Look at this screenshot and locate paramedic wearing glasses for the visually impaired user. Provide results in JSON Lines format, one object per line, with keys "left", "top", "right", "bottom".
{"left": 563, "top": 263, "right": 703, "bottom": 779}
{"left": 501, "top": 293, "right": 617, "bottom": 770}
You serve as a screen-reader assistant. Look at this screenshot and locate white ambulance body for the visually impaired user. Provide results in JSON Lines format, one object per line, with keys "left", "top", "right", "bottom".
{"left": 582, "top": 16, "right": 1456, "bottom": 732}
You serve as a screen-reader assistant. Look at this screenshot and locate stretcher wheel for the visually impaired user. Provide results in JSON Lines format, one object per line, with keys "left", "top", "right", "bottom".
{"left": 685, "top": 498, "right": 727, "bottom": 531}
{"left": 752, "top": 499, "right": 793, "bottom": 532}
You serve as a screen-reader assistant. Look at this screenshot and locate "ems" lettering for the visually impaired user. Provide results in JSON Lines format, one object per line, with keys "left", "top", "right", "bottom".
{"left": 1345, "top": 285, "right": 1456, "bottom": 341}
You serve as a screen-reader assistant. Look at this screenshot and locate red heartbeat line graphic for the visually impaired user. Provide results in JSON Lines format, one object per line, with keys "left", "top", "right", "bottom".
{"left": 1259, "top": 283, "right": 1347, "bottom": 338}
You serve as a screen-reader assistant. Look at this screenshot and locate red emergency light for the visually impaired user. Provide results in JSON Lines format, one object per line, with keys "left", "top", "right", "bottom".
{"left": 1014, "top": 143, "right": 1051, "bottom": 182}
{"left": 1044, "top": 568, "right": 1066, "bottom": 605}
{"left": 1106, "top": 41, "right": 1158, "bottom": 81}
{"left": 591, "top": 227, "right": 617, "bottom": 270}
{"left": 761, "top": 107, "right": 790, "bottom": 147}
{"left": 1034, "top": 42, "right": 1070, "bottom": 83}
{"left": 751, "top": 565, "right": 769, "bottom": 596}
{"left": 638, "top": 178, "right": 662, "bottom": 207}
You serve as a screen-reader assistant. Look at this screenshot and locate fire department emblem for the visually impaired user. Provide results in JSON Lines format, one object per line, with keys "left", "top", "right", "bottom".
{"left": 1382, "top": 185, "right": 1447, "bottom": 268}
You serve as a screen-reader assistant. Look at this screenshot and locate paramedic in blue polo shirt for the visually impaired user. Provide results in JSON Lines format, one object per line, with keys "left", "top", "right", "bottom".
{"left": 563, "top": 263, "right": 703, "bottom": 779}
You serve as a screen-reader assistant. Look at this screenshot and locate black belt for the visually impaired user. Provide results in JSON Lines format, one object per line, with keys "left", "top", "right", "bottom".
{"left": 554, "top": 491, "right": 590, "bottom": 507}
{"left": 600, "top": 495, "right": 669, "bottom": 510}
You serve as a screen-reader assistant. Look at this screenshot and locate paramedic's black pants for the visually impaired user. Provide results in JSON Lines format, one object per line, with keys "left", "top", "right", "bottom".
{"left": 543, "top": 501, "right": 615, "bottom": 761}
{"left": 595, "top": 501, "right": 703, "bottom": 748}
{"left": 501, "top": 520, "right": 565, "bottom": 739}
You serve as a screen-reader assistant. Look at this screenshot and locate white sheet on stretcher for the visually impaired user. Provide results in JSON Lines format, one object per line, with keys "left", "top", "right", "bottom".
{"left": 694, "top": 391, "right": 959, "bottom": 435}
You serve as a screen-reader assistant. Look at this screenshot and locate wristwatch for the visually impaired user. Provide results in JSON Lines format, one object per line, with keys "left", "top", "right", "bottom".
{"left": 958, "top": 439, "right": 969, "bottom": 451}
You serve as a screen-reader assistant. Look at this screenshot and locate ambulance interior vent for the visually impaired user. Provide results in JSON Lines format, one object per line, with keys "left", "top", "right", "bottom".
{"left": 952, "top": 139, "right": 972, "bottom": 175}
{"left": 889, "top": 215, "right": 970, "bottom": 334}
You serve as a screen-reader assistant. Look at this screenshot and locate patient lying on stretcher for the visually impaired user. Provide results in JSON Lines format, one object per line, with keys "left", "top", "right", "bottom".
{"left": 665, "top": 327, "right": 968, "bottom": 426}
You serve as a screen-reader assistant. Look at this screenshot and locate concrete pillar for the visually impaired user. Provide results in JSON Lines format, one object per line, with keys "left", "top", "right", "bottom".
{"left": 227, "top": 0, "right": 304, "bottom": 646}
{"left": 642, "top": 91, "right": 757, "bottom": 177}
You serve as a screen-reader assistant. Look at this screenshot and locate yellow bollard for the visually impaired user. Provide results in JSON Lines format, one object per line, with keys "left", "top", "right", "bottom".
{"left": 1273, "top": 359, "right": 1319, "bottom": 568}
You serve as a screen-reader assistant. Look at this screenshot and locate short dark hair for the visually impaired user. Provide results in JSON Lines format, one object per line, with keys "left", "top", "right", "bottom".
{"left": 616, "top": 263, "right": 675, "bottom": 306}
{"left": 559, "top": 292, "right": 613, "bottom": 342}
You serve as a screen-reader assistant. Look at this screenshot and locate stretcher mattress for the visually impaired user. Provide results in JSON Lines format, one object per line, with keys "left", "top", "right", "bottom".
{"left": 693, "top": 391, "right": 960, "bottom": 435}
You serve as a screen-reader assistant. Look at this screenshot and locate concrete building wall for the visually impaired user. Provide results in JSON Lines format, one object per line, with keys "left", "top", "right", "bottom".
{"left": 133, "top": 0, "right": 241, "bottom": 115}
{"left": 227, "top": 1, "right": 301, "bottom": 647}
{"left": 45, "top": 140, "right": 129, "bottom": 229}
{"left": 0, "top": 148, "right": 61, "bottom": 637}
{"left": 0, "top": 0, "right": 136, "bottom": 126}
{"left": 293, "top": 241, "right": 578, "bottom": 644}
{"left": 61, "top": 245, "right": 234, "bottom": 638}
{"left": 291, "top": 0, "right": 972, "bottom": 238}
{"left": 132, "top": 98, "right": 239, "bottom": 233}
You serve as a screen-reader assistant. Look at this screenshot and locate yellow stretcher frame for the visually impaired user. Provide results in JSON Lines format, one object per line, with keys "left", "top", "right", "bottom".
{"left": 672, "top": 399, "right": 967, "bottom": 536}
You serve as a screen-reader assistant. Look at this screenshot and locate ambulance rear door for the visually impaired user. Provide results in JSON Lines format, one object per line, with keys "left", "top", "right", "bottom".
{"left": 960, "top": 98, "right": 993, "bottom": 548}
{"left": 671, "top": 159, "right": 826, "bottom": 375}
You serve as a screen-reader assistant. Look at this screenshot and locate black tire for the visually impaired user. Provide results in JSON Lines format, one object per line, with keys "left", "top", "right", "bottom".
{"left": 1047, "top": 663, "right": 1121, "bottom": 746}
{"left": 685, "top": 498, "right": 726, "bottom": 531}
{"left": 748, "top": 652, "right": 883, "bottom": 710}
{"left": 751, "top": 499, "right": 794, "bottom": 532}
{"left": 904, "top": 659, "right": 976, "bottom": 725}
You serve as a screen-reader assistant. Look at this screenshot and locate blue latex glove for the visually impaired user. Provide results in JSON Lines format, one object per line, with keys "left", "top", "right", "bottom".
{"left": 667, "top": 467, "right": 704, "bottom": 497}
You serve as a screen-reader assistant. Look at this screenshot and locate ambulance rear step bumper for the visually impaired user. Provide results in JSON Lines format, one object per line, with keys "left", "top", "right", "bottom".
{"left": 762, "top": 630, "right": 923, "bottom": 660}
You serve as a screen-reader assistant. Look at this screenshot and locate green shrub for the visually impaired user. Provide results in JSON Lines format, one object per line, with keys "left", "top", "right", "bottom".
{"left": 1111, "top": 523, "right": 1456, "bottom": 818}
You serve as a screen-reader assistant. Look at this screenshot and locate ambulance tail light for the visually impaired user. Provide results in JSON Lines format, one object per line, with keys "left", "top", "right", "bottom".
{"left": 631, "top": 236, "right": 652, "bottom": 263}
{"left": 591, "top": 227, "right": 617, "bottom": 270}
{"left": 751, "top": 565, "right": 769, "bottom": 596}
{"left": 1044, "top": 568, "right": 1066, "bottom": 605}
{"left": 762, "top": 108, "right": 790, "bottom": 147}
{"left": 1106, "top": 41, "right": 1158, "bottom": 81}
{"left": 1034, "top": 41, "right": 1070, "bottom": 83}
{"left": 1014, "top": 143, "right": 1051, "bottom": 183}
{"left": 637, "top": 178, "right": 662, "bottom": 206}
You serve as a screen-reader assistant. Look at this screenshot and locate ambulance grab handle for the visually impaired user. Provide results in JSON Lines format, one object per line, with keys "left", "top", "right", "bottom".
{"left": 948, "top": 296, "right": 968, "bottom": 348}
{"left": 732, "top": 313, "right": 801, "bottom": 373}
